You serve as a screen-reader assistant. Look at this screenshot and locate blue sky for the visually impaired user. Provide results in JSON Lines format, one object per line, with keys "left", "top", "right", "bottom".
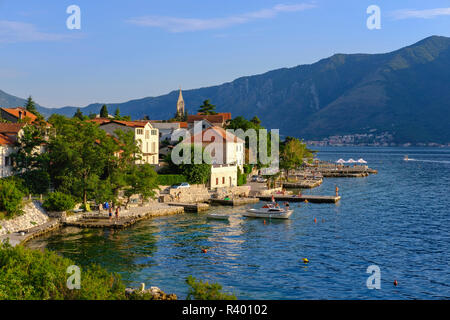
{"left": 1, "top": 0, "right": 449, "bottom": 108}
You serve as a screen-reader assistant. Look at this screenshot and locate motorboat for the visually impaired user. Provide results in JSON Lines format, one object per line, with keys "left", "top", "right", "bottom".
{"left": 243, "top": 207, "right": 293, "bottom": 219}
{"left": 206, "top": 213, "right": 231, "bottom": 221}
{"left": 404, "top": 155, "right": 410, "bottom": 161}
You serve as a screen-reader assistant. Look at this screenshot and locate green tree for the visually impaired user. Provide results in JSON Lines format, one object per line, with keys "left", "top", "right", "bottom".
{"left": 123, "top": 164, "right": 159, "bottom": 207}
{"left": 250, "top": 116, "right": 261, "bottom": 126}
{"left": 48, "top": 117, "right": 117, "bottom": 204}
{"left": 23, "top": 96, "right": 44, "bottom": 121}
{"left": 114, "top": 107, "right": 121, "bottom": 119}
{"left": 179, "top": 146, "right": 211, "bottom": 184}
{"left": 0, "top": 179, "right": 24, "bottom": 219}
{"left": 197, "top": 100, "right": 217, "bottom": 115}
{"left": 73, "top": 108, "right": 84, "bottom": 120}
{"left": 42, "top": 192, "right": 75, "bottom": 212}
{"left": 280, "top": 137, "right": 314, "bottom": 178}
{"left": 100, "top": 104, "right": 109, "bottom": 118}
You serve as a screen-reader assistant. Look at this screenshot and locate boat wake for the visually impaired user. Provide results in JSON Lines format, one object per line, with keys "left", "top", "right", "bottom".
{"left": 405, "top": 159, "right": 450, "bottom": 164}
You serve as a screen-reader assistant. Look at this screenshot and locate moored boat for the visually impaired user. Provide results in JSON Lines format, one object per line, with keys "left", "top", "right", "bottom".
{"left": 243, "top": 207, "right": 293, "bottom": 219}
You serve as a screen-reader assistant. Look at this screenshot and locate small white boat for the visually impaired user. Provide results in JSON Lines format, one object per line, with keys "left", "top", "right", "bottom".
{"left": 404, "top": 155, "right": 410, "bottom": 161}
{"left": 243, "top": 207, "right": 293, "bottom": 219}
{"left": 206, "top": 213, "right": 231, "bottom": 221}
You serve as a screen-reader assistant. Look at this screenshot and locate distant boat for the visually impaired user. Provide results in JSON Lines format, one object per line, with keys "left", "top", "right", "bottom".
{"left": 404, "top": 155, "right": 410, "bottom": 161}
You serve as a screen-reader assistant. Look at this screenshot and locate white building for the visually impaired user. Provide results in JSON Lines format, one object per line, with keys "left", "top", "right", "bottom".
{"left": 182, "top": 126, "right": 245, "bottom": 188}
{"left": 99, "top": 120, "right": 159, "bottom": 165}
{"left": 0, "top": 123, "right": 27, "bottom": 178}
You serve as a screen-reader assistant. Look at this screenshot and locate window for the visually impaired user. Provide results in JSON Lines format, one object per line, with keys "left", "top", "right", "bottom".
{"left": 145, "top": 130, "right": 149, "bottom": 139}
{"left": 151, "top": 130, "right": 157, "bottom": 135}
{"left": 5, "top": 157, "right": 10, "bottom": 166}
{"left": 153, "top": 156, "right": 156, "bottom": 163}
{"left": 216, "top": 178, "right": 219, "bottom": 185}
{"left": 151, "top": 142, "right": 156, "bottom": 153}
{"left": 136, "top": 129, "right": 143, "bottom": 135}
{"left": 222, "top": 177, "right": 225, "bottom": 184}
{"left": 146, "top": 142, "right": 149, "bottom": 153}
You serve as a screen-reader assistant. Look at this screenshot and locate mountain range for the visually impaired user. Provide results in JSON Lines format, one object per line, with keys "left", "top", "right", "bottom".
{"left": 1, "top": 35, "right": 449, "bottom": 144}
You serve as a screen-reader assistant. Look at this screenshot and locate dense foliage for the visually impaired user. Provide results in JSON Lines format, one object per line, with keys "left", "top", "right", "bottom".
{"left": 0, "top": 243, "right": 126, "bottom": 300}
{"left": 42, "top": 192, "right": 75, "bottom": 212}
{"left": 280, "top": 137, "right": 314, "bottom": 177}
{"left": 197, "top": 99, "right": 217, "bottom": 115}
{"left": 0, "top": 179, "right": 24, "bottom": 219}
{"left": 156, "top": 174, "right": 188, "bottom": 186}
{"left": 186, "top": 276, "right": 236, "bottom": 300}
{"left": 11, "top": 115, "right": 159, "bottom": 206}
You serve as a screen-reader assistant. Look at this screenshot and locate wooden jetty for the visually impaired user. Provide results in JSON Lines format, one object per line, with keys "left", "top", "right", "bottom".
{"left": 257, "top": 194, "right": 341, "bottom": 203}
{"left": 210, "top": 197, "right": 259, "bottom": 206}
{"left": 166, "top": 202, "right": 210, "bottom": 212}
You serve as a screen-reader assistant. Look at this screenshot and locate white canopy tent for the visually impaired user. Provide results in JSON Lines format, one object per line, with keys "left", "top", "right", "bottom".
{"left": 357, "top": 158, "right": 367, "bottom": 164}
{"left": 347, "top": 158, "right": 356, "bottom": 163}
{"left": 336, "top": 159, "right": 346, "bottom": 164}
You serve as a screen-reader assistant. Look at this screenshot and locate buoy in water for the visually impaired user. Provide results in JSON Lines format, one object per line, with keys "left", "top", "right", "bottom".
{"left": 304, "top": 199, "right": 309, "bottom": 203}
{"left": 314, "top": 218, "right": 317, "bottom": 223}
{"left": 201, "top": 249, "right": 208, "bottom": 253}
{"left": 302, "top": 258, "right": 309, "bottom": 264}
{"left": 394, "top": 280, "right": 398, "bottom": 286}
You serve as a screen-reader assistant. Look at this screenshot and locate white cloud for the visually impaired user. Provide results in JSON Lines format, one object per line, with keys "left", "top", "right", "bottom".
{"left": 127, "top": 3, "right": 316, "bottom": 32}
{"left": 0, "top": 20, "right": 77, "bottom": 43}
{"left": 392, "top": 7, "right": 450, "bottom": 20}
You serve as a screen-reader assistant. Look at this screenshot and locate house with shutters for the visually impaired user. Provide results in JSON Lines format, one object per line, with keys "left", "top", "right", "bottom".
{"left": 98, "top": 120, "right": 159, "bottom": 165}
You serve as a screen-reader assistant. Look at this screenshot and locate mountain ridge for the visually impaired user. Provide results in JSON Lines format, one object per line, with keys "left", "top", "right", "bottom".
{"left": 1, "top": 35, "right": 449, "bottom": 143}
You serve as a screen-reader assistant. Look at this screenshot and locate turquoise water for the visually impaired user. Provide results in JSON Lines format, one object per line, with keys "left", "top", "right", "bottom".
{"left": 26, "top": 147, "right": 450, "bottom": 299}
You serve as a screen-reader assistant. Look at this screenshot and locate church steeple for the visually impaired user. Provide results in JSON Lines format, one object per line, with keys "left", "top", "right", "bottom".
{"left": 176, "top": 87, "right": 185, "bottom": 116}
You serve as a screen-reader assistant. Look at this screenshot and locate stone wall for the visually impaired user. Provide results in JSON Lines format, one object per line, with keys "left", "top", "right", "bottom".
{"left": 160, "top": 185, "right": 210, "bottom": 203}
{"left": 0, "top": 201, "right": 49, "bottom": 236}
{"left": 214, "top": 186, "right": 250, "bottom": 199}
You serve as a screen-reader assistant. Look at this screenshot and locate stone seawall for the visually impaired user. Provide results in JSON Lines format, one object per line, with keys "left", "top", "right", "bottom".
{"left": 0, "top": 201, "right": 50, "bottom": 236}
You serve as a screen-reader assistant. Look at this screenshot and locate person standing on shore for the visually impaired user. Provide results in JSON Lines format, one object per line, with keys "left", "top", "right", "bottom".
{"left": 115, "top": 206, "right": 120, "bottom": 220}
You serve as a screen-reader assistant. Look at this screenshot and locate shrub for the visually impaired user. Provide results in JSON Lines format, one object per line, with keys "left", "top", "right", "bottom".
{"left": 156, "top": 174, "right": 188, "bottom": 186}
{"left": 186, "top": 275, "right": 237, "bottom": 300}
{"left": 0, "top": 179, "right": 24, "bottom": 219}
{"left": 43, "top": 192, "right": 75, "bottom": 212}
{"left": 0, "top": 242, "right": 126, "bottom": 300}
{"left": 237, "top": 168, "right": 247, "bottom": 186}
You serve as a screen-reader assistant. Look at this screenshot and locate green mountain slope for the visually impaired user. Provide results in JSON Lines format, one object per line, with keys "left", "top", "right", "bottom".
{"left": 4, "top": 35, "right": 450, "bottom": 143}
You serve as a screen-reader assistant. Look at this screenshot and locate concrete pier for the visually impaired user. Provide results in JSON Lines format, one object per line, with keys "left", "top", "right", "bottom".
{"left": 257, "top": 194, "right": 341, "bottom": 203}
{"left": 210, "top": 197, "right": 259, "bottom": 206}
{"left": 166, "top": 202, "right": 210, "bottom": 212}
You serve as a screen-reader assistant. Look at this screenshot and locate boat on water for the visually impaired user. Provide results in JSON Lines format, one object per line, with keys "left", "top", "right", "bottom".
{"left": 243, "top": 207, "right": 293, "bottom": 219}
{"left": 206, "top": 213, "right": 231, "bottom": 221}
{"left": 404, "top": 155, "right": 409, "bottom": 161}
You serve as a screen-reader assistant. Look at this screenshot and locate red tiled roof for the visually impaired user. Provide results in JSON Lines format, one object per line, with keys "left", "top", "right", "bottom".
{"left": 1, "top": 107, "right": 38, "bottom": 122}
{"left": 187, "top": 114, "right": 226, "bottom": 124}
{"left": 89, "top": 118, "right": 112, "bottom": 125}
{"left": 99, "top": 120, "right": 151, "bottom": 128}
{"left": 0, "top": 123, "right": 26, "bottom": 134}
{"left": 0, "top": 133, "right": 14, "bottom": 145}
{"left": 186, "top": 126, "right": 244, "bottom": 144}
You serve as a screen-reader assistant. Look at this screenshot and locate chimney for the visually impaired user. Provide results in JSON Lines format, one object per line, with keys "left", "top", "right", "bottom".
{"left": 18, "top": 111, "right": 22, "bottom": 119}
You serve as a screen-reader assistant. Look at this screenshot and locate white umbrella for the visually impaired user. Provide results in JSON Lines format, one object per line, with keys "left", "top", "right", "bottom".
{"left": 336, "top": 159, "right": 346, "bottom": 164}
{"left": 357, "top": 158, "right": 367, "bottom": 164}
{"left": 347, "top": 158, "right": 356, "bottom": 163}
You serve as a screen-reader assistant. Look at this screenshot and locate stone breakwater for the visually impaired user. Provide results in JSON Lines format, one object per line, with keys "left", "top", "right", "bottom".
{"left": 0, "top": 202, "right": 185, "bottom": 246}
{"left": 0, "top": 201, "right": 49, "bottom": 236}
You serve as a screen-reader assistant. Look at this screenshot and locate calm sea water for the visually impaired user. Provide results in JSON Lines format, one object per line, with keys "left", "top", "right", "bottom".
{"left": 26, "top": 147, "right": 450, "bottom": 299}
